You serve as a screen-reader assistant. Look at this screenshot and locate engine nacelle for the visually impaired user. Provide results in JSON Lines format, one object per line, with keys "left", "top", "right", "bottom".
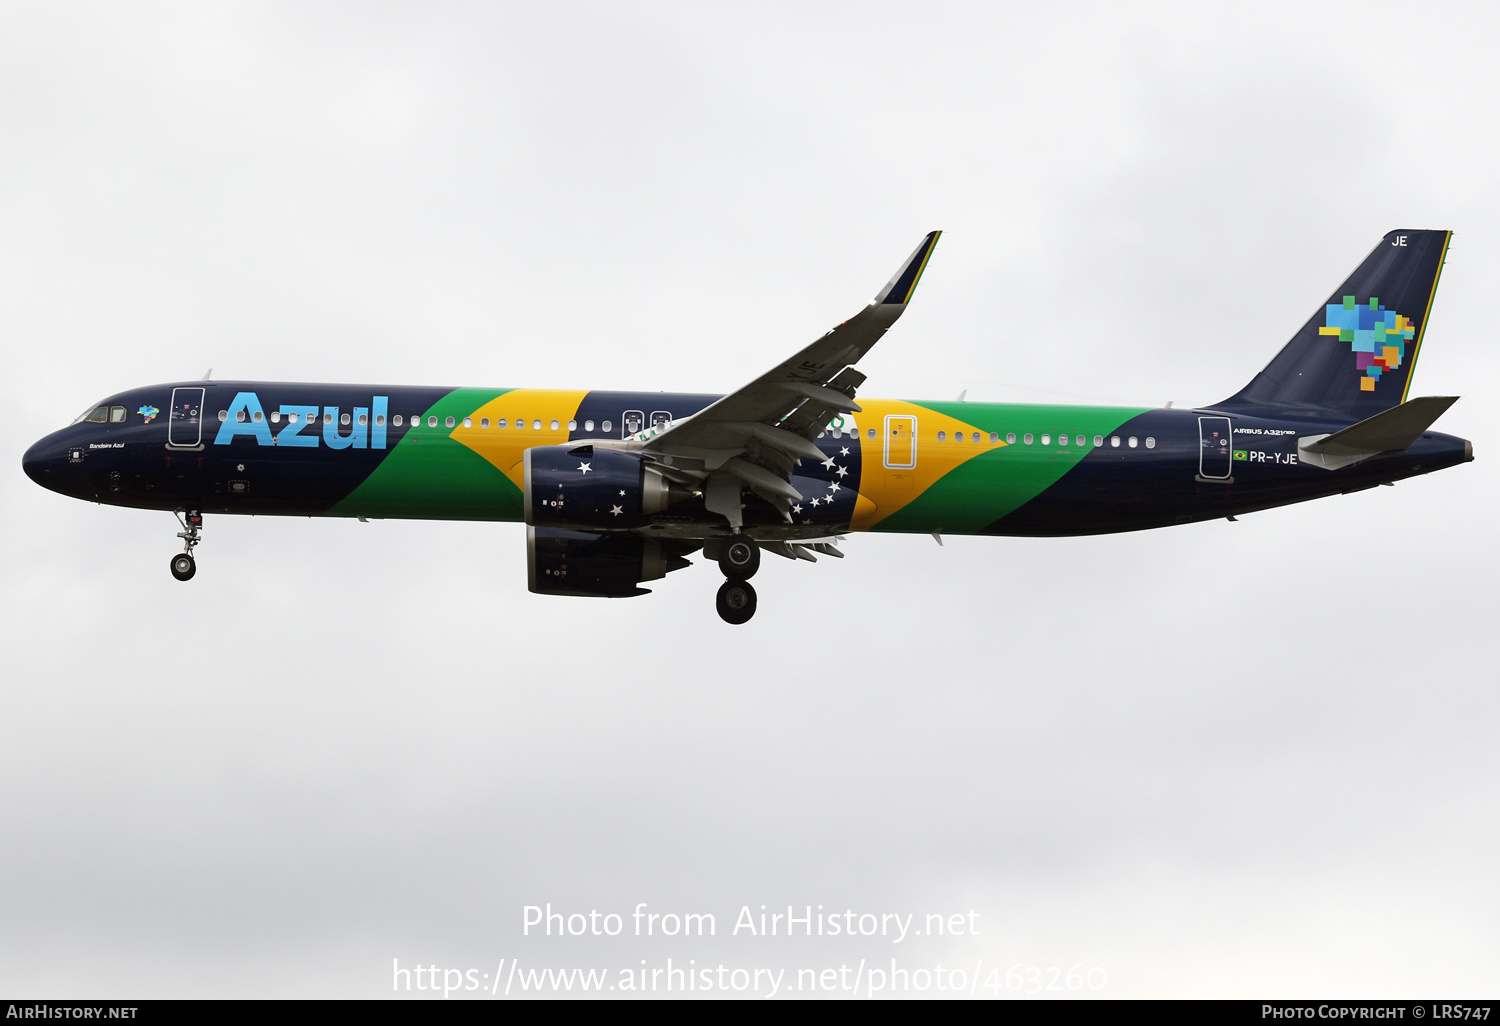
{"left": 527, "top": 526, "right": 692, "bottom": 598}
{"left": 524, "top": 444, "right": 684, "bottom": 529}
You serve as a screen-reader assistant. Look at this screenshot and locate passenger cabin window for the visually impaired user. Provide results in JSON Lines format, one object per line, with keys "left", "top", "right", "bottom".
{"left": 428, "top": 416, "right": 438, "bottom": 427}
{"left": 1076, "top": 435, "right": 1085, "bottom": 447}
{"left": 1006, "top": 433, "right": 1016, "bottom": 444}
{"left": 340, "top": 413, "right": 351, "bottom": 426}
{"left": 567, "top": 420, "right": 577, "bottom": 431}
{"left": 462, "top": 417, "right": 472, "bottom": 428}
{"left": 1145, "top": 436, "right": 1156, "bottom": 448}
{"left": 217, "top": 410, "right": 227, "bottom": 422}
{"left": 1093, "top": 435, "right": 1103, "bottom": 447}
{"left": 585, "top": 420, "right": 595, "bottom": 432}
{"left": 937, "top": 430, "right": 947, "bottom": 441}
{"left": 445, "top": 417, "right": 456, "bottom": 428}
{"left": 550, "top": 420, "right": 560, "bottom": 431}
{"left": 392, "top": 415, "right": 402, "bottom": 426}
{"left": 1041, "top": 434, "right": 1051, "bottom": 445}
{"left": 236, "top": 410, "right": 247, "bottom": 423}
{"left": 1128, "top": 436, "right": 1138, "bottom": 447}
{"left": 496, "top": 418, "right": 507, "bottom": 429}
{"left": 533, "top": 419, "right": 542, "bottom": 431}
{"left": 1024, "top": 433, "right": 1033, "bottom": 444}
{"left": 1111, "top": 435, "right": 1119, "bottom": 447}
{"left": 868, "top": 428, "right": 877, "bottom": 439}
{"left": 602, "top": 420, "right": 612, "bottom": 432}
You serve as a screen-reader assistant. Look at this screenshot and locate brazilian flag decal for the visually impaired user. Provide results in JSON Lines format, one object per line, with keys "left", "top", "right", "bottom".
{"left": 1233, "top": 449, "right": 1248, "bottom": 461}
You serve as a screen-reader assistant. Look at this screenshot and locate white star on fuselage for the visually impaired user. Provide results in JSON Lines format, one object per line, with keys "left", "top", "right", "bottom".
{"left": 578, "top": 462, "right": 592, "bottom": 474}
{"left": 610, "top": 505, "right": 623, "bottom": 516}
{"left": 839, "top": 446, "right": 850, "bottom": 456}
{"left": 821, "top": 457, "right": 835, "bottom": 470}
{"left": 835, "top": 465, "right": 848, "bottom": 477}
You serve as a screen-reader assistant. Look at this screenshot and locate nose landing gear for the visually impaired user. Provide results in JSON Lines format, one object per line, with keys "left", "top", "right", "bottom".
{"left": 170, "top": 510, "right": 202, "bottom": 581}
{"left": 715, "top": 536, "right": 759, "bottom": 624}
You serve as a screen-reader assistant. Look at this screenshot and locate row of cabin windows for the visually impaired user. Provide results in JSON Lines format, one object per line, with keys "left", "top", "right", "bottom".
{"left": 209, "top": 409, "right": 1160, "bottom": 450}
{"left": 820, "top": 424, "right": 1156, "bottom": 449}
{"left": 929, "top": 430, "right": 1156, "bottom": 449}
{"left": 215, "top": 409, "right": 608, "bottom": 433}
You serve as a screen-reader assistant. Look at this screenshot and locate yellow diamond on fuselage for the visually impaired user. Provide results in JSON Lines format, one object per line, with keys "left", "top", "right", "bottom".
{"left": 450, "top": 389, "right": 591, "bottom": 489}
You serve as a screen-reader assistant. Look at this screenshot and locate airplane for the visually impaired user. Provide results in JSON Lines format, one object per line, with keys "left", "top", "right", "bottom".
{"left": 22, "top": 229, "right": 1473, "bottom": 624}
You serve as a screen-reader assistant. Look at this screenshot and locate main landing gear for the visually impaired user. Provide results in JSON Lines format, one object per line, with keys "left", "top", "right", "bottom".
{"left": 715, "top": 537, "right": 759, "bottom": 624}
{"left": 170, "top": 509, "right": 202, "bottom": 582}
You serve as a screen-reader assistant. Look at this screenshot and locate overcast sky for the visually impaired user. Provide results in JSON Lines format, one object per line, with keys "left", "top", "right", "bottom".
{"left": 2, "top": 1, "right": 1496, "bottom": 999}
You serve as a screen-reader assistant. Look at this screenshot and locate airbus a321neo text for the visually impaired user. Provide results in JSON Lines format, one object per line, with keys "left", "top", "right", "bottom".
{"left": 23, "top": 230, "right": 1473, "bottom": 623}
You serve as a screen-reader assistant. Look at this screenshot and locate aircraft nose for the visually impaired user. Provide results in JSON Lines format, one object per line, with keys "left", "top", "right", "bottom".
{"left": 22, "top": 434, "right": 67, "bottom": 490}
{"left": 22, "top": 437, "right": 48, "bottom": 486}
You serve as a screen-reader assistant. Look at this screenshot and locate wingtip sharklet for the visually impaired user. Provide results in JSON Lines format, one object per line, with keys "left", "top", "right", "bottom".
{"left": 875, "top": 230, "right": 941, "bottom": 306}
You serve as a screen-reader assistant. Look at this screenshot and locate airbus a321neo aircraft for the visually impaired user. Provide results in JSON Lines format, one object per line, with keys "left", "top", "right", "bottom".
{"left": 23, "top": 230, "right": 1473, "bottom": 623}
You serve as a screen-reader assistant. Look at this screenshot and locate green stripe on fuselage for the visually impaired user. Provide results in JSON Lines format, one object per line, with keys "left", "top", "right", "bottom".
{"left": 870, "top": 403, "right": 1149, "bottom": 534}
{"left": 329, "top": 387, "right": 520, "bottom": 520}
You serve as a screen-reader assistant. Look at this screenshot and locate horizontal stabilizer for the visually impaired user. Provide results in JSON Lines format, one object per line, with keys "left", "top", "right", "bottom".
{"left": 1302, "top": 396, "right": 1458, "bottom": 456}
{"left": 1298, "top": 396, "right": 1459, "bottom": 470}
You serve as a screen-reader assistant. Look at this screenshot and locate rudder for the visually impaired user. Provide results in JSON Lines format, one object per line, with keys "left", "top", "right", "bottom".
{"left": 1219, "top": 229, "right": 1451, "bottom": 419}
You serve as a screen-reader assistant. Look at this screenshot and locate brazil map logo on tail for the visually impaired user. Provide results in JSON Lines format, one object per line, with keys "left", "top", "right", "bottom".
{"left": 1318, "top": 296, "right": 1416, "bottom": 392}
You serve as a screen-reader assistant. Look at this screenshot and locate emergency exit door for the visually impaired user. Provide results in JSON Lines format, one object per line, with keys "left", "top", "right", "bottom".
{"left": 1198, "top": 416, "right": 1232, "bottom": 481}
{"left": 884, "top": 415, "right": 916, "bottom": 469}
{"left": 168, "top": 387, "right": 205, "bottom": 448}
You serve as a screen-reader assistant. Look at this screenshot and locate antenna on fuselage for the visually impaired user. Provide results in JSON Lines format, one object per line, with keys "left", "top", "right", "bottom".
{"left": 201, "top": 368, "right": 213, "bottom": 381}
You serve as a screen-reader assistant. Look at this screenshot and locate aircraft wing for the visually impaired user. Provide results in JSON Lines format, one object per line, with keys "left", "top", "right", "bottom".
{"left": 641, "top": 231, "right": 940, "bottom": 527}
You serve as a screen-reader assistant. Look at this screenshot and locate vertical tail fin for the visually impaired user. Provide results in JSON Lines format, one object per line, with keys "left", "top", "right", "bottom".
{"left": 1219, "top": 230, "right": 1451, "bottom": 419}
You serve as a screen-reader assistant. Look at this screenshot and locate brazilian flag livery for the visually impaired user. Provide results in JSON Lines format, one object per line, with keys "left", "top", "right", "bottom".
{"left": 21, "top": 230, "right": 1473, "bottom": 620}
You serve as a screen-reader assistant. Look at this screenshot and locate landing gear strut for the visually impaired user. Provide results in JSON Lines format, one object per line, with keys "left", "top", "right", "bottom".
{"left": 715, "top": 536, "right": 759, "bottom": 623}
{"left": 170, "top": 509, "right": 202, "bottom": 582}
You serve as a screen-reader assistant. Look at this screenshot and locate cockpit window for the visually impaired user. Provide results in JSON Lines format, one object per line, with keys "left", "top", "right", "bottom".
{"left": 71, "top": 403, "right": 131, "bottom": 425}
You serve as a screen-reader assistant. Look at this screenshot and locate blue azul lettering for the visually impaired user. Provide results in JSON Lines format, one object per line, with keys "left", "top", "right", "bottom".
{"left": 213, "top": 392, "right": 390, "bottom": 450}
{"left": 276, "top": 405, "right": 319, "bottom": 447}
{"left": 213, "top": 392, "right": 273, "bottom": 446}
{"left": 372, "top": 396, "right": 388, "bottom": 449}
{"left": 323, "top": 406, "right": 366, "bottom": 449}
